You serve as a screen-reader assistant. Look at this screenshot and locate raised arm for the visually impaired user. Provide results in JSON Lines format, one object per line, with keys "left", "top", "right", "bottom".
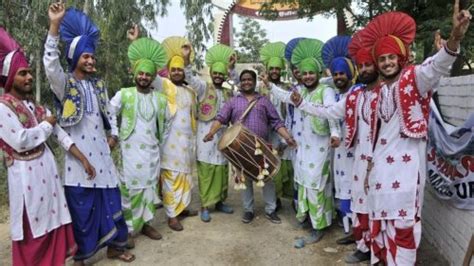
{"left": 44, "top": 2, "right": 68, "bottom": 100}
{"left": 416, "top": 0, "right": 471, "bottom": 95}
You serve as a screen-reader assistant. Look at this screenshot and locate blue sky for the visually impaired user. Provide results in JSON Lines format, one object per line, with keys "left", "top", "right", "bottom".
{"left": 146, "top": 2, "right": 338, "bottom": 46}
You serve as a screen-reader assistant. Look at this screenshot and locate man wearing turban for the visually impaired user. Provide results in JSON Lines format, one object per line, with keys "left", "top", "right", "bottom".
{"left": 265, "top": 39, "right": 340, "bottom": 247}
{"left": 44, "top": 2, "right": 134, "bottom": 264}
{"left": 0, "top": 26, "right": 95, "bottom": 265}
{"left": 182, "top": 44, "right": 237, "bottom": 222}
{"left": 109, "top": 37, "right": 172, "bottom": 248}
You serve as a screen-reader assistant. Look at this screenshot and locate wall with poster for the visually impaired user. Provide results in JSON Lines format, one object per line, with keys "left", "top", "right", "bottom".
{"left": 422, "top": 74, "right": 474, "bottom": 266}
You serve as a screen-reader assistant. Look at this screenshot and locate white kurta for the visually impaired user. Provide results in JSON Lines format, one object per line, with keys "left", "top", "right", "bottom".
{"left": 270, "top": 83, "right": 340, "bottom": 190}
{"left": 109, "top": 90, "right": 171, "bottom": 189}
{"left": 333, "top": 91, "right": 355, "bottom": 200}
{"left": 159, "top": 85, "right": 196, "bottom": 174}
{"left": 270, "top": 83, "right": 373, "bottom": 214}
{"left": 0, "top": 103, "right": 73, "bottom": 241}
{"left": 184, "top": 66, "right": 238, "bottom": 165}
{"left": 43, "top": 34, "right": 119, "bottom": 188}
{"left": 369, "top": 47, "right": 457, "bottom": 220}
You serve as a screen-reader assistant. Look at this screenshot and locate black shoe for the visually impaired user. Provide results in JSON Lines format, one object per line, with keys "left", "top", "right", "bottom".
{"left": 265, "top": 212, "right": 281, "bottom": 224}
{"left": 241, "top": 212, "right": 254, "bottom": 223}
{"left": 336, "top": 234, "right": 356, "bottom": 245}
{"left": 276, "top": 198, "right": 282, "bottom": 212}
{"left": 345, "top": 250, "right": 370, "bottom": 264}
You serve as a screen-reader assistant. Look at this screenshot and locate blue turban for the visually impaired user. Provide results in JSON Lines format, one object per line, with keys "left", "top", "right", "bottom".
{"left": 60, "top": 8, "right": 99, "bottom": 72}
{"left": 66, "top": 35, "right": 97, "bottom": 72}
{"left": 330, "top": 57, "right": 355, "bottom": 81}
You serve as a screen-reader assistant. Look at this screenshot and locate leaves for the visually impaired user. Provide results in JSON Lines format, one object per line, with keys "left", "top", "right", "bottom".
{"left": 234, "top": 17, "right": 269, "bottom": 63}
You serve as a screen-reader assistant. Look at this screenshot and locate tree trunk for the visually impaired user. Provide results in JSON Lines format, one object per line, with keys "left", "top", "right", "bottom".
{"left": 336, "top": 9, "right": 347, "bottom": 35}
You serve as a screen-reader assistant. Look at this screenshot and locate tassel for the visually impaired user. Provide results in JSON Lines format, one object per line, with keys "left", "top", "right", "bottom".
{"left": 257, "top": 174, "right": 264, "bottom": 180}
{"left": 234, "top": 183, "right": 241, "bottom": 190}
{"left": 256, "top": 180, "right": 265, "bottom": 187}
{"left": 272, "top": 149, "right": 278, "bottom": 155}
{"left": 254, "top": 148, "right": 263, "bottom": 155}
{"left": 255, "top": 140, "right": 261, "bottom": 148}
{"left": 262, "top": 169, "right": 269, "bottom": 176}
{"left": 264, "top": 162, "right": 269, "bottom": 169}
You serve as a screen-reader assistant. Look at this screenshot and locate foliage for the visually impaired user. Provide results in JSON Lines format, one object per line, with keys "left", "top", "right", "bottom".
{"left": 234, "top": 17, "right": 270, "bottom": 63}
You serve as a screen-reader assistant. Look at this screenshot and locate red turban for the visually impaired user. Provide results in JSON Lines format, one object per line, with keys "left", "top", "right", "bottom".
{"left": 373, "top": 35, "right": 408, "bottom": 66}
{"left": 2, "top": 50, "right": 29, "bottom": 92}
{"left": 354, "top": 48, "right": 374, "bottom": 66}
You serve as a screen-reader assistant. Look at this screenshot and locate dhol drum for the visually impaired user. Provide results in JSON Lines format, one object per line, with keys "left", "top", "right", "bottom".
{"left": 218, "top": 122, "right": 280, "bottom": 187}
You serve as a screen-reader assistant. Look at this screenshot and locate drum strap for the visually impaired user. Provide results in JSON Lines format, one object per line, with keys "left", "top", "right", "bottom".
{"left": 238, "top": 98, "right": 258, "bottom": 123}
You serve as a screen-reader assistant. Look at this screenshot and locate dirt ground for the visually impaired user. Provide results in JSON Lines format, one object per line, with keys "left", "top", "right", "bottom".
{"left": 0, "top": 181, "right": 448, "bottom": 266}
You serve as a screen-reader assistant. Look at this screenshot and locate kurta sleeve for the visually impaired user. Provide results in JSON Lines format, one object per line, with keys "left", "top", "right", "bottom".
{"left": 322, "top": 87, "right": 341, "bottom": 138}
{"left": 108, "top": 90, "right": 123, "bottom": 137}
{"left": 184, "top": 65, "right": 207, "bottom": 101}
{"left": 0, "top": 104, "right": 53, "bottom": 152}
{"left": 269, "top": 83, "right": 292, "bottom": 104}
{"left": 298, "top": 90, "right": 346, "bottom": 120}
{"left": 415, "top": 46, "right": 459, "bottom": 96}
{"left": 43, "top": 34, "right": 67, "bottom": 101}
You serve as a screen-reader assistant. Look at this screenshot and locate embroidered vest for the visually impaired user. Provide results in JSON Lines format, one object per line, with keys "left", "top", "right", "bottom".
{"left": 55, "top": 74, "right": 111, "bottom": 130}
{"left": 0, "top": 94, "right": 46, "bottom": 167}
{"left": 344, "top": 85, "right": 381, "bottom": 148}
{"left": 197, "top": 83, "right": 233, "bottom": 122}
{"left": 394, "top": 65, "right": 431, "bottom": 138}
{"left": 161, "top": 78, "right": 197, "bottom": 133}
{"left": 302, "top": 84, "right": 330, "bottom": 136}
{"left": 119, "top": 87, "right": 168, "bottom": 143}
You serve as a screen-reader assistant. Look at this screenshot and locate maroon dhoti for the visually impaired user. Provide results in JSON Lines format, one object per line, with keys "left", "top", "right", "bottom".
{"left": 12, "top": 210, "right": 77, "bottom": 266}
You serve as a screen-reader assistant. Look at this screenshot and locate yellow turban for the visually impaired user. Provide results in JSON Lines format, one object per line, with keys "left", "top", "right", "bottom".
{"left": 169, "top": 55, "right": 184, "bottom": 69}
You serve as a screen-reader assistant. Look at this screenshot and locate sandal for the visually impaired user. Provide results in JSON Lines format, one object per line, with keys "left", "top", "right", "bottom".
{"left": 107, "top": 248, "right": 136, "bottom": 263}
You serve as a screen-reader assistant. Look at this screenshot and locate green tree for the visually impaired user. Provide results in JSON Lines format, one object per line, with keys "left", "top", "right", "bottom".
{"left": 234, "top": 17, "right": 269, "bottom": 63}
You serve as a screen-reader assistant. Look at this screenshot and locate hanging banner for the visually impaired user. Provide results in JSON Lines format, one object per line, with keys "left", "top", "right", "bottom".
{"left": 233, "top": 0, "right": 299, "bottom": 20}
{"left": 427, "top": 102, "right": 474, "bottom": 210}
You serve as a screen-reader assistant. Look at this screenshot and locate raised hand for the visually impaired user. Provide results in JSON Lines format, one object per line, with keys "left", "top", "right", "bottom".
{"left": 48, "top": 1, "right": 66, "bottom": 24}
{"left": 434, "top": 30, "right": 446, "bottom": 51}
{"left": 447, "top": 0, "right": 472, "bottom": 51}
{"left": 127, "top": 24, "right": 140, "bottom": 41}
{"left": 182, "top": 44, "right": 192, "bottom": 59}
{"left": 228, "top": 53, "right": 237, "bottom": 69}
{"left": 258, "top": 73, "right": 269, "bottom": 88}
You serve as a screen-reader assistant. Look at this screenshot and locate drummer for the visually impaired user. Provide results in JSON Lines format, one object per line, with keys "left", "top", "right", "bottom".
{"left": 204, "top": 69, "right": 296, "bottom": 224}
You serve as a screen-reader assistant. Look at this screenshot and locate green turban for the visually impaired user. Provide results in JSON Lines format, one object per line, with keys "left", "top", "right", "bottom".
{"left": 206, "top": 44, "right": 234, "bottom": 76}
{"left": 128, "top": 37, "right": 167, "bottom": 78}
{"left": 260, "top": 42, "right": 286, "bottom": 70}
{"left": 291, "top": 38, "right": 324, "bottom": 73}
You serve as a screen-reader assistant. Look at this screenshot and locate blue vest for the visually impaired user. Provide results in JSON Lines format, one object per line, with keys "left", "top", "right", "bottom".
{"left": 54, "top": 74, "right": 111, "bottom": 130}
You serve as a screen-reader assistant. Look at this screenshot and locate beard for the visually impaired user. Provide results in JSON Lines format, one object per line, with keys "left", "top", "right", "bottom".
{"left": 358, "top": 71, "right": 379, "bottom": 84}
{"left": 135, "top": 78, "right": 152, "bottom": 89}
{"left": 334, "top": 78, "right": 349, "bottom": 90}
{"left": 212, "top": 78, "right": 224, "bottom": 87}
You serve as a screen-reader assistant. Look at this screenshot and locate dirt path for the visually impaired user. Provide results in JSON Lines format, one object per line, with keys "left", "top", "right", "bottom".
{"left": 0, "top": 183, "right": 448, "bottom": 265}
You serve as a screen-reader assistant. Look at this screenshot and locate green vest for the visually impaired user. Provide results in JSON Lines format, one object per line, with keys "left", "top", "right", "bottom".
{"left": 197, "top": 83, "right": 233, "bottom": 122}
{"left": 302, "top": 84, "right": 330, "bottom": 136}
{"left": 119, "top": 87, "right": 167, "bottom": 143}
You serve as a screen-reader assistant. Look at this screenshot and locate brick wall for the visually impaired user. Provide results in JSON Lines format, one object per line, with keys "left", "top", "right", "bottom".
{"left": 422, "top": 74, "right": 474, "bottom": 266}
